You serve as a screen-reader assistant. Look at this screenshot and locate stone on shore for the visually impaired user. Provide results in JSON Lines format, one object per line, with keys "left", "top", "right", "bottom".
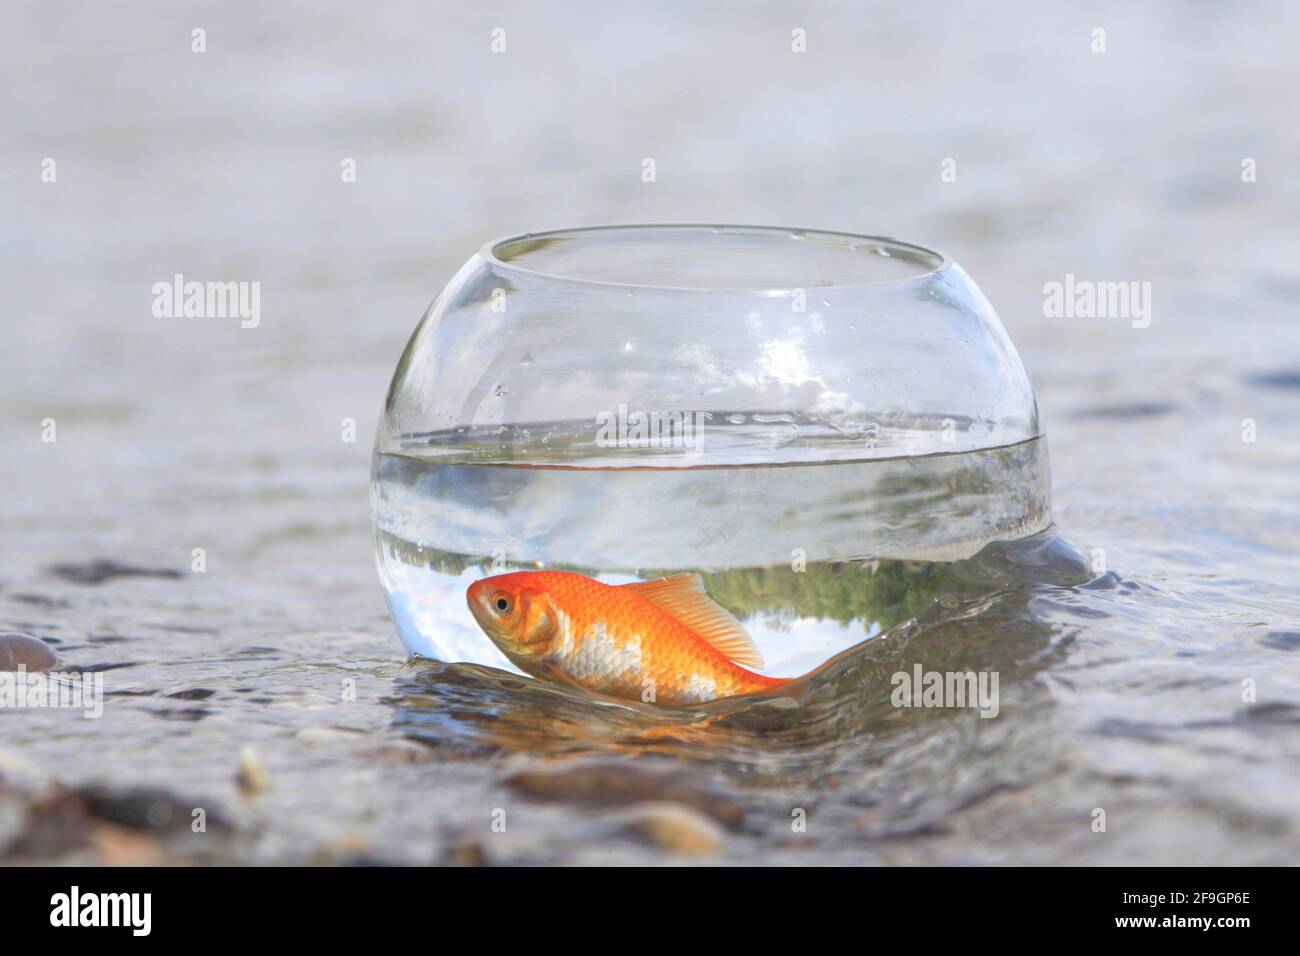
{"left": 0, "top": 633, "right": 61, "bottom": 672}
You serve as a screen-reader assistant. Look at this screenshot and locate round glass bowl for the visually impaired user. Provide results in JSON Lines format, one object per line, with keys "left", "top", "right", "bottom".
{"left": 371, "top": 225, "right": 1050, "bottom": 672}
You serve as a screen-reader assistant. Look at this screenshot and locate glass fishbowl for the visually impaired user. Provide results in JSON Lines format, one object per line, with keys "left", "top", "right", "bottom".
{"left": 371, "top": 225, "right": 1049, "bottom": 679}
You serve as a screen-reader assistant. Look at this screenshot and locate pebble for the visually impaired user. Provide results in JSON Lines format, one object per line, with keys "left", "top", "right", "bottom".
{"left": 0, "top": 633, "right": 61, "bottom": 672}
{"left": 235, "top": 746, "right": 272, "bottom": 796}
{"left": 504, "top": 761, "right": 744, "bottom": 829}
{"left": 295, "top": 726, "right": 365, "bottom": 748}
{"left": 78, "top": 784, "right": 228, "bottom": 833}
{"left": 310, "top": 830, "right": 372, "bottom": 865}
{"left": 1, "top": 782, "right": 230, "bottom": 865}
{"left": 442, "top": 837, "right": 487, "bottom": 867}
{"left": 88, "top": 826, "right": 167, "bottom": 866}
{"left": 613, "top": 802, "right": 723, "bottom": 856}
{"left": 48, "top": 560, "right": 181, "bottom": 585}
{"left": 166, "top": 687, "right": 216, "bottom": 701}
{"left": 361, "top": 740, "right": 434, "bottom": 764}
{"left": 0, "top": 750, "right": 39, "bottom": 782}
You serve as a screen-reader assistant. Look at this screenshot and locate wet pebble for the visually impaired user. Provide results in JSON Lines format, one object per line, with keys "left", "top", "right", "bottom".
{"left": 310, "top": 830, "right": 374, "bottom": 865}
{"left": 80, "top": 784, "right": 228, "bottom": 833}
{"left": 235, "top": 746, "right": 272, "bottom": 796}
{"left": 0, "top": 632, "right": 61, "bottom": 671}
{"left": 611, "top": 802, "right": 723, "bottom": 856}
{"left": 504, "top": 761, "right": 744, "bottom": 829}
{"left": 0, "top": 787, "right": 24, "bottom": 856}
{"left": 295, "top": 726, "right": 366, "bottom": 748}
{"left": 87, "top": 826, "right": 168, "bottom": 866}
{"left": 441, "top": 837, "right": 487, "bottom": 867}
{"left": 1, "top": 782, "right": 230, "bottom": 865}
{"left": 48, "top": 560, "right": 182, "bottom": 585}
{"left": 167, "top": 687, "right": 217, "bottom": 701}
{"left": 150, "top": 707, "right": 211, "bottom": 722}
{"left": 0, "top": 749, "right": 39, "bottom": 782}
{"left": 360, "top": 740, "right": 435, "bottom": 764}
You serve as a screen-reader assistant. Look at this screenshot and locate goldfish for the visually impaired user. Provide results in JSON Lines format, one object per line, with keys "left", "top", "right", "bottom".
{"left": 466, "top": 570, "right": 789, "bottom": 705}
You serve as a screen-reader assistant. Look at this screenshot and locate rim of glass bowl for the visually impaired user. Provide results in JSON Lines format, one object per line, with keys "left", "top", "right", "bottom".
{"left": 482, "top": 223, "right": 953, "bottom": 296}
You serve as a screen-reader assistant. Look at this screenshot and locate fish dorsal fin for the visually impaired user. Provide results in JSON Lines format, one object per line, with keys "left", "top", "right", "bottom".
{"left": 619, "top": 573, "right": 764, "bottom": 670}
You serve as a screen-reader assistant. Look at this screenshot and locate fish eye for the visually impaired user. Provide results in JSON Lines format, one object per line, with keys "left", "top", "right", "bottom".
{"left": 494, "top": 594, "right": 511, "bottom": 613}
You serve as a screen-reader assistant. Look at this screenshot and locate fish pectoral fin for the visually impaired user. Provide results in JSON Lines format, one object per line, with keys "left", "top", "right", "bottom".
{"left": 619, "top": 573, "right": 765, "bottom": 670}
{"left": 538, "top": 657, "right": 583, "bottom": 690}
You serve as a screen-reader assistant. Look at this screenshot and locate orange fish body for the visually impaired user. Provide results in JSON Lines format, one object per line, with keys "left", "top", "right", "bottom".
{"left": 466, "top": 570, "right": 788, "bottom": 705}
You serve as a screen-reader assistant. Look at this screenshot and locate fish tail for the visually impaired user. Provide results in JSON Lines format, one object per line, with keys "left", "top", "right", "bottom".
{"left": 740, "top": 671, "right": 794, "bottom": 694}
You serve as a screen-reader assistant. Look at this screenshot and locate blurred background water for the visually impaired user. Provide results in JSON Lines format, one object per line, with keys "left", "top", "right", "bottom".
{"left": 2, "top": 0, "right": 1298, "bottom": 864}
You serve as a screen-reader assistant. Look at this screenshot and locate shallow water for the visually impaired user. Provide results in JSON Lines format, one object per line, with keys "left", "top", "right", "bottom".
{"left": 4, "top": 0, "right": 1300, "bottom": 865}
